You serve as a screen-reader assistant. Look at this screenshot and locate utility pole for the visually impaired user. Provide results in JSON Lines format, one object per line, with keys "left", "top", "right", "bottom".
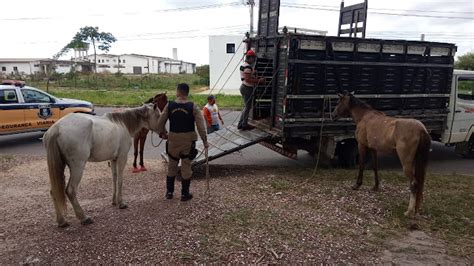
{"left": 420, "top": 34, "right": 425, "bottom": 41}
{"left": 247, "top": 0, "right": 255, "bottom": 36}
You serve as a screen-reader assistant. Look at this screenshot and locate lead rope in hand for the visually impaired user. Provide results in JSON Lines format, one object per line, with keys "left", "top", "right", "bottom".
{"left": 310, "top": 96, "right": 328, "bottom": 179}
{"left": 204, "top": 147, "right": 211, "bottom": 198}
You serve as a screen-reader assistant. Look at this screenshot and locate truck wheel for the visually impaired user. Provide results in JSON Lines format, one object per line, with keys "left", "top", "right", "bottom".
{"left": 336, "top": 139, "right": 358, "bottom": 168}
{"left": 457, "top": 136, "right": 474, "bottom": 159}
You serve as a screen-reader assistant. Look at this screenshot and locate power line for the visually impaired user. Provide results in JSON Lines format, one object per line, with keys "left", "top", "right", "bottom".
{"left": 280, "top": 3, "right": 474, "bottom": 20}
{"left": 280, "top": 2, "right": 474, "bottom": 15}
{"left": 0, "top": 2, "right": 242, "bottom": 21}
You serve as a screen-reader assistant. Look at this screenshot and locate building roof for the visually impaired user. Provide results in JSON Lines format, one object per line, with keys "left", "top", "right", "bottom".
{"left": 0, "top": 58, "right": 48, "bottom": 63}
{"left": 125, "top": 53, "right": 196, "bottom": 65}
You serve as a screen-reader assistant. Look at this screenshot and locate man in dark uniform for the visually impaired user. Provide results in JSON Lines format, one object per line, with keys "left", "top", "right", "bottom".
{"left": 157, "top": 83, "right": 208, "bottom": 201}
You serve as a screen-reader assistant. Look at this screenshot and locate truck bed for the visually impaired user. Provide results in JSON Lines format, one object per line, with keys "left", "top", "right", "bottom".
{"left": 249, "top": 34, "right": 456, "bottom": 138}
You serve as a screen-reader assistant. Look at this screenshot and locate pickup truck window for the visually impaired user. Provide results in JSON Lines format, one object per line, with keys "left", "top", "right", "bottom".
{"left": 21, "top": 89, "right": 52, "bottom": 103}
{"left": 0, "top": 89, "right": 19, "bottom": 104}
{"left": 458, "top": 78, "right": 474, "bottom": 101}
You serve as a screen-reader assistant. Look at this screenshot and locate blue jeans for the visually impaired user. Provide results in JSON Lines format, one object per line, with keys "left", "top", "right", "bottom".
{"left": 207, "top": 124, "right": 220, "bottom": 134}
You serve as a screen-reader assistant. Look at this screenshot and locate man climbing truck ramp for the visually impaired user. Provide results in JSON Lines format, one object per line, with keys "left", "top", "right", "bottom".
{"left": 193, "top": 0, "right": 473, "bottom": 167}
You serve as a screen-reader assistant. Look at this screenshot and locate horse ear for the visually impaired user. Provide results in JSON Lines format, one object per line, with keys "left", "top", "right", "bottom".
{"left": 337, "top": 93, "right": 343, "bottom": 98}
{"left": 350, "top": 91, "right": 355, "bottom": 95}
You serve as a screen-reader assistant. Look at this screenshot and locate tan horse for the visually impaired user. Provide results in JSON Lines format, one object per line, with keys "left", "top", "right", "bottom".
{"left": 132, "top": 93, "right": 168, "bottom": 173}
{"left": 332, "top": 91, "right": 431, "bottom": 222}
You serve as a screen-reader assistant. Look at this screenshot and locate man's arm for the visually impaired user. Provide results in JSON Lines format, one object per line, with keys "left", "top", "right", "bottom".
{"left": 157, "top": 103, "right": 169, "bottom": 135}
{"left": 243, "top": 69, "right": 265, "bottom": 86}
{"left": 217, "top": 109, "right": 224, "bottom": 125}
{"left": 193, "top": 104, "right": 208, "bottom": 144}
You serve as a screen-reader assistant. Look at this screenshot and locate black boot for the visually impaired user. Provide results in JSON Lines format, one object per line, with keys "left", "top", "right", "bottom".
{"left": 166, "top": 176, "right": 175, "bottom": 199}
{"left": 181, "top": 179, "right": 193, "bottom": 201}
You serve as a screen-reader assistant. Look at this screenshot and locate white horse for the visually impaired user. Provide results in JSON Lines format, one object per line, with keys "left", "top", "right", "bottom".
{"left": 43, "top": 104, "right": 162, "bottom": 227}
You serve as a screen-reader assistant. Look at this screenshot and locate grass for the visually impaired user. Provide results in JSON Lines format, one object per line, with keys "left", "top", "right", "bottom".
{"left": 288, "top": 167, "right": 474, "bottom": 258}
{"left": 47, "top": 87, "right": 243, "bottom": 108}
{"left": 372, "top": 171, "right": 474, "bottom": 258}
{"left": 25, "top": 73, "right": 243, "bottom": 108}
{"left": 0, "top": 154, "right": 14, "bottom": 160}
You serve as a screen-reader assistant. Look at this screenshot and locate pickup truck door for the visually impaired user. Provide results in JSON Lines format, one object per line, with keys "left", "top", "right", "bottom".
{"left": 0, "top": 88, "right": 26, "bottom": 134}
{"left": 21, "top": 88, "right": 61, "bottom": 130}
{"left": 448, "top": 76, "right": 474, "bottom": 143}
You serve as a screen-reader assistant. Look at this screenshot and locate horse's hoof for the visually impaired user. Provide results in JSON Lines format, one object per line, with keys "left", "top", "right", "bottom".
{"left": 81, "top": 217, "right": 93, "bottom": 225}
{"left": 119, "top": 203, "right": 128, "bottom": 209}
{"left": 58, "top": 221, "right": 70, "bottom": 228}
{"left": 132, "top": 167, "right": 140, "bottom": 173}
{"left": 409, "top": 222, "right": 420, "bottom": 231}
{"left": 351, "top": 184, "right": 361, "bottom": 190}
{"left": 140, "top": 166, "right": 147, "bottom": 172}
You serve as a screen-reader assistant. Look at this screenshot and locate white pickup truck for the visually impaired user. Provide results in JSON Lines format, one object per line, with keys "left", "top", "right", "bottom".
{"left": 443, "top": 70, "right": 474, "bottom": 158}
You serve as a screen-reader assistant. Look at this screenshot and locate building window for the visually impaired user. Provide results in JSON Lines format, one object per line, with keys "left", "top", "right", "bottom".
{"left": 33, "top": 64, "right": 40, "bottom": 67}
{"left": 13, "top": 66, "right": 18, "bottom": 71}
{"left": 226, "top": 43, "right": 236, "bottom": 54}
{"left": 106, "top": 59, "right": 109, "bottom": 62}
{"left": 113, "top": 59, "right": 116, "bottom": 62}
{"left": 1, "top": 66, "right": 6, "bottom": 71}
{"left": 123, "top": 59, "right": 126, "bottom": 63}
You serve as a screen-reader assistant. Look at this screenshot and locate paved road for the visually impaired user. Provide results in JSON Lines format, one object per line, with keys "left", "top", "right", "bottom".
{"left": 1, "top": 107, "right": 472, "bottom": 175}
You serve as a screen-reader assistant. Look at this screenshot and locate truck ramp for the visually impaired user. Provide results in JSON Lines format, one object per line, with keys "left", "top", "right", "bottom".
{"left": 192, "top": 124, "right": 272, "bottom": 167}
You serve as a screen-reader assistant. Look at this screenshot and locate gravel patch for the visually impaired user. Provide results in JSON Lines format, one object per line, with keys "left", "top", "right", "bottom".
{"left": 0, "top": 158, "right": 468, "bottom": 264}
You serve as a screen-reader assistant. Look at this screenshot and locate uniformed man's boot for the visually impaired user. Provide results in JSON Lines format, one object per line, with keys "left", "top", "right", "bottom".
{"left": 181, "top": 179, "right": 193, "bottom": 201}
{"left": 166, "top": 176, "right": 175, "bottom": 199}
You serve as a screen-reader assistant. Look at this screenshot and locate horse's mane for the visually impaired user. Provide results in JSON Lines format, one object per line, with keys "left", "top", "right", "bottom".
{"left": 349, "top": 95, "right": 384, "bottom": 115}
{"left": 106, "top": 105, "right": 150, "bottom": 134}
{"left": 349, "top": 95, "right": 371, "bottom": 109}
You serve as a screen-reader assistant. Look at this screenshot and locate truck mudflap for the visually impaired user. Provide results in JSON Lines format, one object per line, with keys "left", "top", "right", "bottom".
{"left": 192, "top": 124, "right": 273, "bottom": 167}
{"left": 259, "top": 141, "right": 298, "bottom": 160}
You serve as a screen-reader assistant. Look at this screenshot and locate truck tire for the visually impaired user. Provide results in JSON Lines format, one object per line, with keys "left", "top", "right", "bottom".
{"left": 457, "top": 136, "right": 474, "bottom": 159}
{"left": 336, "top": 139, "right": 358, "bottom": 168}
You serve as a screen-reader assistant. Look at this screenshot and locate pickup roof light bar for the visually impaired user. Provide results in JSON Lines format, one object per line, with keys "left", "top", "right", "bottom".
{"left": 2, "top": 80, "right": 26, "bottom": 87}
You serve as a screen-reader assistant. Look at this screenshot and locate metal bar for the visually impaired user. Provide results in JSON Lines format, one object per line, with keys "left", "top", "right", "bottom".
{"left": 283, "top": 113, "right": 448, "bottom": 123}
{"left": 212, "top": 130, "right": 243, "bottom": 146}
{"left": 288, "top": 59, "right": 454, "bottom": 68}
{"left": 285, "top": 93, "right": 451, "bottom": 99}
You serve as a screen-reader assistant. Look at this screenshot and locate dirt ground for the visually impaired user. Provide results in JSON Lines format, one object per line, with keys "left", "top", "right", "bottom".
{"left": 0, "top": 156, "right": 471, "bottom": 264}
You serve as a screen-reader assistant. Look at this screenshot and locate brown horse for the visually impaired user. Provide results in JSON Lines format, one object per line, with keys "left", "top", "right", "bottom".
{"left": 332, "top": 91, "right": 431, "bottom": 222}
{"left": 132, "top": 92, "right": 168, "bottom": 173}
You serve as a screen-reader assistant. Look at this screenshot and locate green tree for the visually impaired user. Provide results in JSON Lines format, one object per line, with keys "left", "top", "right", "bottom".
{"left": 455, "top": 52, "right": 474, "bottom": 70}
{"left": 65, "top": 26, "right": 117, "bottom": 73}
{"left": 196, "top": 65, "right": 210, "bottom": 85}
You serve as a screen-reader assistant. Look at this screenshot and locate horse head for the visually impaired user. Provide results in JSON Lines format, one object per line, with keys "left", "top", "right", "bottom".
{"left": 332, "top": 90, "right": 355, "bottom": 120}
{"left": 143, "top": 104, "right": 162, "bottom": 133}
{"left": 153, "top": 92, "right": 168, "bottom": 112}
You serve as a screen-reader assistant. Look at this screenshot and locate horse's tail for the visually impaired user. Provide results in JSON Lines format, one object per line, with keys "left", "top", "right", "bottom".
{"left": 43, "top": 125, "right": 67, "bottom": 213}
{"left": 414, "top": 130, "right": 431, "bottom": 210}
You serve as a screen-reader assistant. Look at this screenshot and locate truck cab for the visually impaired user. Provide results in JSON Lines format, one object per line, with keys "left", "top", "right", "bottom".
{"left": 443, "top": 70, "right": 474, "bottom": 157}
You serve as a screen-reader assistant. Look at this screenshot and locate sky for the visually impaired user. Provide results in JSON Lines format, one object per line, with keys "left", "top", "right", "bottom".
{"left": 0, "top": 0, "right": 472, "bottom": 65}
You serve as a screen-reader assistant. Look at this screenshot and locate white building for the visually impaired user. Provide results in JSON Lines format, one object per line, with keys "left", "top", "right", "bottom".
{"left": 83, "top": 53, "right": 196, "bottom": 74}
{"left": 0, "top": 58, "right": 92, "bottom": 77}
{"left": 209, "top": 35, "right": 246, "bottom": 95}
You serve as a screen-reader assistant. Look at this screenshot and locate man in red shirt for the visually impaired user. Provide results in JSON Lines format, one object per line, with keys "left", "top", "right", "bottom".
{"left": 202, "top": 95, "right": 224, "bottom": 134}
